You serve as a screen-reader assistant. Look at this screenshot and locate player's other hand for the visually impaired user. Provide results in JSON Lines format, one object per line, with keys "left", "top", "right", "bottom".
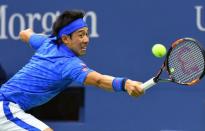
{"left": 19, "top": 28, "right": 34, "bottom": 43}
{"left": 124, "top": 79, "right": 144, "bottom": 97}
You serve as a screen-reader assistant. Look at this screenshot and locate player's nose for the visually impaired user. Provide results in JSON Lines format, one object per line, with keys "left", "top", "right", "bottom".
{"left": 83, "top": 36, "right": 89, "bottom": 44}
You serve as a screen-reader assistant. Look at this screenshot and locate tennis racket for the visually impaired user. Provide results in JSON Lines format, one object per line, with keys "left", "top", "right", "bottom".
{"left": 142, "top": 37, "right": 205, "bottom": 90}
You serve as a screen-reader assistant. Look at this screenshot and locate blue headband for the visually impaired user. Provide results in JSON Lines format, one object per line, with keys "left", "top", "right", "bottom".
{"left": 58, "top": 18, "right": 87, "bottom": 38}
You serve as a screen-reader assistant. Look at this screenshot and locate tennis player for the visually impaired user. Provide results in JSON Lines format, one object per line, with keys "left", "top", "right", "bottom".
{"left": 0, "top": 10, "right": 144, "bottom": 131}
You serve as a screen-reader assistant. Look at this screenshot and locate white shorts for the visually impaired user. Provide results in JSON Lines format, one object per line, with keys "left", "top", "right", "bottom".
{"left": 0, "top": 101, "right": 50, "bottom": 131}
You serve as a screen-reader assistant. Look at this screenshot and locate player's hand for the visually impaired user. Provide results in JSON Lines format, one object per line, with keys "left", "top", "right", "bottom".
{"left": 19, "top": 28, "right": 34, "bottom": 43}
{"left": 124, "top": 79, "right": 144, "bottom": 97}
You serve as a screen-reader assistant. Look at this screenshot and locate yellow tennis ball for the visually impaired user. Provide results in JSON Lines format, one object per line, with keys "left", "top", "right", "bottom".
{"left": 152, "top": 44, "right": 167, "bottom": 58}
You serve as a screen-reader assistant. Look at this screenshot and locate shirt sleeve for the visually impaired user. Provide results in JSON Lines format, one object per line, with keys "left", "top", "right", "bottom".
{"left": 29, "top": 34, "right": 47, "bottom": 50}
{"left": 62, "top": 58, "right": 94, "bottom": 85}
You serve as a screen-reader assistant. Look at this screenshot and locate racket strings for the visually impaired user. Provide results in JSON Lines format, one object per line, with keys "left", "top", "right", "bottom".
{"left": 168, "top": 40, "right": 205, "bottom": 84}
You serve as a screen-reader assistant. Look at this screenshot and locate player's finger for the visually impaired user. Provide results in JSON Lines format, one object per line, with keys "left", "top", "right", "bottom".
{"left": 134, "top": 85, "right": 144, "bottom": 95}
{"left": 129, "top": 86, "right": 143, "bottom": 97}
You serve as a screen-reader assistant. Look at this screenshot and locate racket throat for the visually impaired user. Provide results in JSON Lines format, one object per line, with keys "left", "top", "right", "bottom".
{"left": 153, "top": 77, "right": 159, "bottom": 83}
{"left": 158, "top": 78, "right": 173, "bottom": 82}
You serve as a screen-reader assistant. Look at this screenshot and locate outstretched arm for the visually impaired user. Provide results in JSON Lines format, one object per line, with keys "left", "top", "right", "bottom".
{"left": 84, "top": 71, "right": 144, "bottom": 97}
{"left": 19, "top": 28, "right": 47, "bottom": 50}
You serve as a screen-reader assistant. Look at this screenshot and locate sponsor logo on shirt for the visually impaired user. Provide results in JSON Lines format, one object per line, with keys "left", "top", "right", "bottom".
{"left": 80, "top": 63, "right": 88, "bottom": 72}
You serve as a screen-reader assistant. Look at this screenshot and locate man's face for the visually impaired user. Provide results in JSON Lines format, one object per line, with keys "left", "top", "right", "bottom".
{"left": 63, "top": 27, "right": 89, "bottom": 56}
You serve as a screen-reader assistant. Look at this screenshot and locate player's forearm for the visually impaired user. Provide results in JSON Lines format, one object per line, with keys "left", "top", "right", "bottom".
{"left": 84, "top": 71, "right": 144, "bottom": 97}
{"left": 84, "top": 72, "right": 115, "bottom": 91}
{"left": 84, "top": 71, "right": 127, "bottom": 92}
{"left": 94, "top": 75, "right": 115, "bottom": 91}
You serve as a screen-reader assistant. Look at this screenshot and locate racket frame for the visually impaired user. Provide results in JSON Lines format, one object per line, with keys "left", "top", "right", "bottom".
{"left": 166, "top": 38, "right": 205, "bottom": 85}
{"left": 142, "top": 37, "right": 205, "bottom": 90}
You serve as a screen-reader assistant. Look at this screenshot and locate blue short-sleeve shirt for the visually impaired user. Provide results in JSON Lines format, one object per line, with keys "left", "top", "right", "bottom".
{"left": 0, "top": 34, "right": 93, "bottom": 110}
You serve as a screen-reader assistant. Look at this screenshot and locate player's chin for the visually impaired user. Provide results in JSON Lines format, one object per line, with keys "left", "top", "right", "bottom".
{"left": 79, "top": 50, "right": 87, "bottom": 56}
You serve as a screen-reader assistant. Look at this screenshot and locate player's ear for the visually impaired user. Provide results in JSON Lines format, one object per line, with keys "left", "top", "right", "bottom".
{"left": 61, "top": 35, "right": 72, "bottom": 45}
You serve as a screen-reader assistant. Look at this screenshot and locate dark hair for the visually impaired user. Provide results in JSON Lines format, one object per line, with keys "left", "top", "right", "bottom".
{"left": 52, "top": 10, "right": 85, "bottom": 37}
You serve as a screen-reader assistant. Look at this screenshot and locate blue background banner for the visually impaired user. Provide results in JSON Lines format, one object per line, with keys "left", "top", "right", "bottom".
{"left": 0, "top": 0, "right": 205, "bottom": 130}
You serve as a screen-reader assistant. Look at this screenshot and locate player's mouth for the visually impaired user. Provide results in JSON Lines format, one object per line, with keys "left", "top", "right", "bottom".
{"left": 81, "top": 46, "right": 87, "bottom": 51}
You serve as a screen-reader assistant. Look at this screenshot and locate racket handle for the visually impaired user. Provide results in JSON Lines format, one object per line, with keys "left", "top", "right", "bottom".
{"left": 142, "top": 77, "right": 156, "bottom": 90}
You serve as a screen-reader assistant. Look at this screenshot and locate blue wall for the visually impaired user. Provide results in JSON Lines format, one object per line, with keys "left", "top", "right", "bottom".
{"left": 0, "top": 0, "right": 205, "bottom": 130}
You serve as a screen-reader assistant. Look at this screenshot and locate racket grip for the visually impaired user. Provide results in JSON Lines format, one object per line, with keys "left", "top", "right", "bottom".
{"left": 142, "top": 77, "right": 156, "bottom": 90}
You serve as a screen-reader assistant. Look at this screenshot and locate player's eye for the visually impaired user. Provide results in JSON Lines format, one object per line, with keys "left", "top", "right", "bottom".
{"left": 79, "top": 34, "right": 84, "bottom": 38}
